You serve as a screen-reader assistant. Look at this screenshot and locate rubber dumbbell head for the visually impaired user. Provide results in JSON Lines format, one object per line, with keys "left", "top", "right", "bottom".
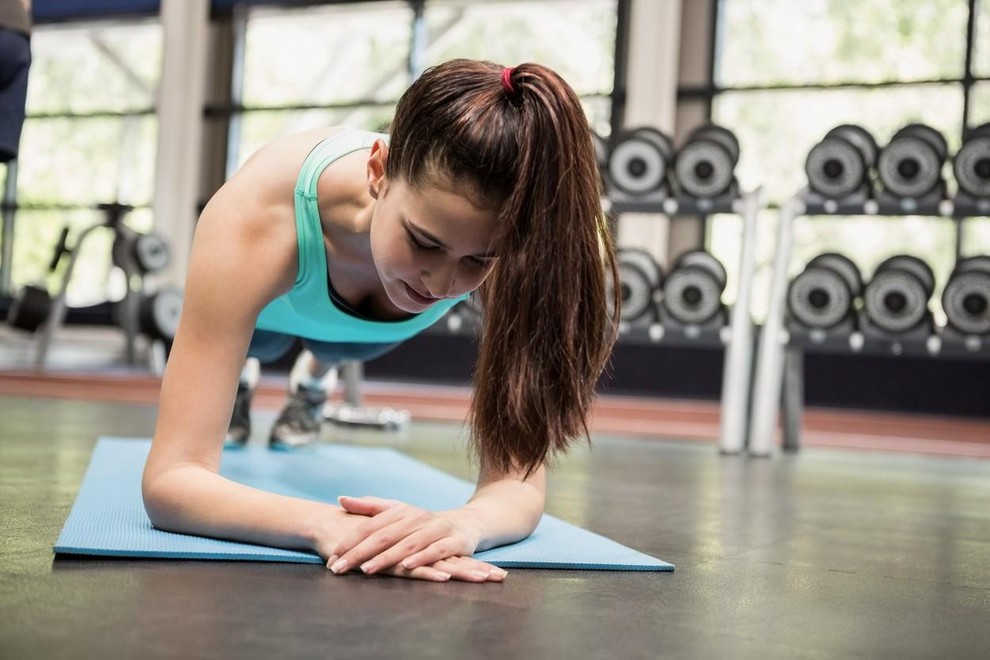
{"left": 787, "top": 265, "right": 855, "bottom": 329}
{"left": 674, "top": 124, "right": 739, "bottom": 199}
{"left": 607, "top": 127, "right": 674, "bottom": 196}
{"left": 807, "top": 252, "right": 863, "bottom": 297}
{"left": 953, "top": 123, "right": 990, "bottom": 198}
{"left": 942, "top": 256, "right": 990, "bottom": 335}
{"left": 661, "top": 250, "right": 727, "bottom": 325}
{"left": 806, "top": 125, "right": 877, "bottom": 199}
{"left": 863, "top": 256, "right": 934, "bottom": 333}
{"left": 877, "top": 124, "right": 947, "bottom": 198}
{"left": 609, "top": 249, "right": 663, "bottom": 323}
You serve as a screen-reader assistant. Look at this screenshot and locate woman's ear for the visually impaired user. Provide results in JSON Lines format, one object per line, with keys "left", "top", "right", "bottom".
{"left": 367, "top": 139, "right": 389, "bottom": 200}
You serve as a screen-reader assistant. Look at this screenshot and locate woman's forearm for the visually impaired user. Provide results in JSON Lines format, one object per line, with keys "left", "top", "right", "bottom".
{"left": 142, "top": 464, "right": 350, "bottom": 557}
{"left": 449, "top": 477, "right": 546, "bottom": 552}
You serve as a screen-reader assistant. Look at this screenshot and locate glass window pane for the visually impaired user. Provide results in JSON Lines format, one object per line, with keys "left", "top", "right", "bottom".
{"left": 27, "top": 21, "right": 161, "bottom": 114}
{"left": 242, "top": 3, "right": 415, "bottom": 107}
{"left": 18, "top": 116, "right": 158, "bottom": 207}
{"left": 961, "top": 218, "right": 990, "bottom": 256}
{"left": 237, "top": 108, "right": 397, "bottom": 170}
{"left": 717, "top": 0, "right": 969, "bottom": 86}
{"left": 422, "top": 0, "right": 616, "bottom": 96}
{"left": 970, "top": 81, "right": 990, "bottom": 126}
{"left": 712, "top": 85, "right": 965, "bottom": 205}
{"left": 975, "top": 0, "right": 990, "bottom": 77}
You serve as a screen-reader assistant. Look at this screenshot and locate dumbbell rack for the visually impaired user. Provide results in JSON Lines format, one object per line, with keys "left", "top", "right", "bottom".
{"left": 747, "top": 191, "right": 990, "bottom": 456}
{"left": 607, "top": 189, "right": 763, "bottom": 455}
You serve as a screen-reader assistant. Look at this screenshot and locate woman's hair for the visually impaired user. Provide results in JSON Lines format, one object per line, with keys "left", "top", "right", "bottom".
{"left": 388, "top": 59, "right": 620, "bottom": 477}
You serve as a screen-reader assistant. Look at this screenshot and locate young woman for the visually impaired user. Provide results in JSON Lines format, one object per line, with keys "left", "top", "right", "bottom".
{"left": 143, "top": 59, "right": 619, "bottom": 583}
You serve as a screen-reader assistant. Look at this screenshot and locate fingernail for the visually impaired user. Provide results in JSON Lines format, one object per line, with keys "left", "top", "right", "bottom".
{"left": 401, "top": 560, "right": 414, "bottom": 570}
{"left": 360, "top": 561, "right": 376, "bottom": 574}
{"left": 434, "top": 572, "right": 451, "bottom": 582}
{"left": 490, "top": 568, "right": 508, "bottom": 579}
{"left": 326, "top": 554, "right": 338, "bottom": 567}
{"left": 330, "top": 558, "right": 348, "bottom": 574}
{"left": 471, "top": 570, "right": 489, "bottom": 581}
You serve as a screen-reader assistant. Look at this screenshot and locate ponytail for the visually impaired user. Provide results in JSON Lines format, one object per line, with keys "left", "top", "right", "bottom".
{"left": 388, "top": 59, "right": 620, "bottom": 477}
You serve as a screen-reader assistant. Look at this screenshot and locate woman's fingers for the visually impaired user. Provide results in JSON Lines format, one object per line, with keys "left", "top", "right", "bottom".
{"left": 432, "top": 557, "right": 508, "bottom": 582}
{"left": 337, "top": 495, "right": 399, "bottom": 516}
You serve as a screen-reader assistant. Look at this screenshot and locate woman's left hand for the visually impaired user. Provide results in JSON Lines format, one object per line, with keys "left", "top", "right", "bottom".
{"left": 327, "top": 496, "right": 504, "bottom": 582}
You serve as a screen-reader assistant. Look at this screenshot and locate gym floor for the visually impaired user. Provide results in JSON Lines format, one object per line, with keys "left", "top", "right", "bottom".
{"left": 2, "top": 370, "right": 990, "bottom": 658}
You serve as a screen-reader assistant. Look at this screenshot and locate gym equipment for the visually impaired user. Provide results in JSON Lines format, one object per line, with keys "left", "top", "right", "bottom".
{"left": 787, "top": 252, "right": 862, "bottom": 330}
{"left": 953, "top": 123, "right": 990, "bottom": 200}
{"left": 6, "top": 202, "right": 182, "bottom": 370}
{"left": 659, "top": 250, "right": 727, "bottom": 327}
{"left": 606, "top": 126, "right": 674, "bottom": 198}
{"left": 942, "top": 255, "right": 990, "bottom": 336}
{"left": 56, "top": 438, "right": 674, "bottom": 571}
{"left": 863, "top": 255, "right": 935, "bottom": 334}
{"left": 592, "top": 131, "right": 609, "bottom": 187}
{"left": 877, "top": 123, "right": 948, "bottom": 200}
{"left": 609, "top": 248, "right": 662, "bottom": 325}
{"left": 673, "top": 124, "right": 740, "bottom": 199}
{"left": 805, "top": 124, "right": 877, "bottom": 199}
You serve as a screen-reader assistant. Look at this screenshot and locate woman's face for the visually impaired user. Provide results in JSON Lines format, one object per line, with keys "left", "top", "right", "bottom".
{"left": 368, "top": 161, "right": 499, "bottom": 315}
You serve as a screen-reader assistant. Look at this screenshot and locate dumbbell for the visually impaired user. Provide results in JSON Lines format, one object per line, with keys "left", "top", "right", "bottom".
{"left": 609, "top": 248, "right": 663, "bottom": 324}
{"left": 139, "top": 287, "right": 184, "bottom": 342}
{"left": 942, "top": 256, "right": 990, "bottom": 336}
{"left": 805, "top": 124, "right": 878, "bottom": 199}
{"left": 660, "top": 250, "right": 727, "bottom": 326}
{"left": 953, "top": 123, "right": 990, "bottom": 199}
{"left": 787, "top": 253, "right": 863, "bottom": 329}
{"left": 863, "top": 255, "right": 935, "bottom": 334}
{"left": 877, "top": 123, "right": 948, "bottom": 199}
{"left": 673, "top": 124, "right": 739, "bottom": 199}
{"left": 607, "top": 127, "right": 675, "bottom": 197}
{"left": 6, "top": 225, "right": 74, "bottom": 333}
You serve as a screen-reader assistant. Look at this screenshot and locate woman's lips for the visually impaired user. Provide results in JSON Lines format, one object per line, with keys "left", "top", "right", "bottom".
{"left": 403, "top": 281, "right": 438, "bottom": 305}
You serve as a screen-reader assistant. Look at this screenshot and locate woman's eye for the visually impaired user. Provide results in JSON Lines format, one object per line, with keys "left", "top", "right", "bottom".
{"left": 408, "top": 233, "right": 438, "bottom": 251}
{"left": 467, "top": 257, "right": 490, "bottom": 269}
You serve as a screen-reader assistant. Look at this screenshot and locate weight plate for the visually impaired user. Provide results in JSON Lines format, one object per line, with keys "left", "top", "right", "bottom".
{"left": 133, "top": 233, "right": 170, "bottom": 274}
{"left": 608, "top": 131, "right": 670, "bottom": 195}
{"left": 875, "top": 255, "right": 935, "bottom": 297}
{"left": 863, "top": 270, "right": 929, "bottom": 333}
{"left": 8, "top": 285, "right": 53, "bottom": 333}
{"left": 952, "top": 136, "right": 990, "bottom": 198}
{"left": 630, "top": 127, "right": 675, "bottom": 161}
{"left": 942, "top": 270, "right": 990, "bottom": 335}
{"left": 141, "top": 288, "right": 183, "bottom": 341}
{"left": 951, "top": 255, "right": 990, "bottom": 276}
{"left": 877, "top": 136, "right": 943, "bottom": 198}
{"left": 787, "top": 266, "right": 852, "bottom": 329}
{"left": 825, "top": 124, "right": 878, "bottom": 167}
{"left": 674, "top": 139, "right": 736, "bottom": 198}
{"left": 662, "top": 265, "right": 723, "bottom": 325}
{"left": 806, "top": 138, "right": 867, "bottom": 199}
{"left": 807, "top": 252, "right": 863, "bottom": 296}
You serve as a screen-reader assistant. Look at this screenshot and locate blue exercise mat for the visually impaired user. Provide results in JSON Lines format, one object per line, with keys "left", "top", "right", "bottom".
{"left": 54, "top": 438, "right": 673, "bottom": 572}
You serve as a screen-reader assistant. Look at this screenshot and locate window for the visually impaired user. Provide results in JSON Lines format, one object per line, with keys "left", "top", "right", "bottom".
{"left": 703, "top": 0, "right": 988, "bottom": 320}
{"left": 14, "top": 19, "right": 162, "bottom": 306}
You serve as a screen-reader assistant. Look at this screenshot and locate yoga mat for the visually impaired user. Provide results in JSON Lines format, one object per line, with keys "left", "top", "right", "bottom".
{"left": 55, "top": 438, "right": 673, "bottom": 572}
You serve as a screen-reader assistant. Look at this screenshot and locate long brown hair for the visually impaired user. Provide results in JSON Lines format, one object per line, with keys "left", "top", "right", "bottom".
{"left": 388, "top": 59, "right": 620, "bottom": 477}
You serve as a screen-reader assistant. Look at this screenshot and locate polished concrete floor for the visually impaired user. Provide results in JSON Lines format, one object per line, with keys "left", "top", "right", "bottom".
{"left": 2, "top": 393, "right": 989, "bottom": 659}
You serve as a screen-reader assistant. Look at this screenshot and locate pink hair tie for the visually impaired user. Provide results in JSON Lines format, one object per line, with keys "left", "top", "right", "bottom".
{"left": 501, "top": 67, "right": 516, "bottom": 96}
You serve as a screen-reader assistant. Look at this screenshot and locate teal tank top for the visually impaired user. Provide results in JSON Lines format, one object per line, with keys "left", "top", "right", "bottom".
{"left": 254, "top": 128, "right": 464, "bottom": 342}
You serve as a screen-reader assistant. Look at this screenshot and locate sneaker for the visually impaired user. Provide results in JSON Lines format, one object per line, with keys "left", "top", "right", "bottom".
{"left": 269, "top": 383, "right": 328, "bottom": 450}
{"left": 225, "top": 381, "right": 253, "bottom": 447}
